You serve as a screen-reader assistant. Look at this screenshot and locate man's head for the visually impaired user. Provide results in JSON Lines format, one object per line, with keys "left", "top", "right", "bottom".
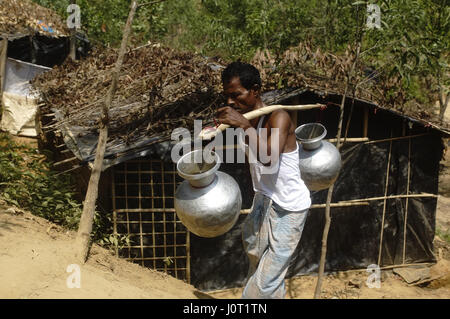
{"left": 221, "top": 62, "right": 262, "bottom": 113}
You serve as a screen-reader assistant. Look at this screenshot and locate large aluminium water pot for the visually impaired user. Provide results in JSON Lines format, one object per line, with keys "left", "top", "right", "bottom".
{"left": 295, "top": 123, "right": 342, "bottom": 191}
{"left": 174, "top": 150, "right": 242, "bottom": 238}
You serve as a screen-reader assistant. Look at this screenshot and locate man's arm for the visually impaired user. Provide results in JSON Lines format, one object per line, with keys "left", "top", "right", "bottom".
{"left": 216, "top": 107, "right": 291, "bottom": 166}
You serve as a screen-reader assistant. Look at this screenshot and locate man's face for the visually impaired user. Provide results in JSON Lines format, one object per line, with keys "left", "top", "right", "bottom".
{"left": 222, "top": 76, "right": 258, "bottom": 114}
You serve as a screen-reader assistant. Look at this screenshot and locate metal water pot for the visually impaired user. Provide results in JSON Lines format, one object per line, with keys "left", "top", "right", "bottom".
{"left": 174, "top": 150, "right": 242, "bottom": 238}
{"left": 295, "top": 123, "right": 342, "bottom": 191}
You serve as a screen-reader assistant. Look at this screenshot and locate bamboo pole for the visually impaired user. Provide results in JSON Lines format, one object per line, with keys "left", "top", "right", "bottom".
{"left": 214, "top": 136, "right": 430, "bottom": 151}
{"left": 112, "top": 169, "right": 119, "bottom": 257}
{"left": 377, "top": 135, "right": 393, "bottom": 267}
{"left": 327, "top": 137, "right": 369, "bottom": 143}
{"left": 402, "top": 138, "right": 412, "bottom": 264}
{"left": 53, "top": 156, "right": 78, "bottom": 166}
{"left": 239, "top": 201, "right": 370, "bottom": 214}
{"left": 344, "top": 193, "right": 437, "bottom": 203}
{"left": 74, "top": 1, "right": 139, "bottom": 264}
{"left": 0, "top": 38, "right": 7, "bottom": 97}
{"left": 363, "top": 106, "right": 369, "bottom": 137}
{"left": 364, "top": 133, "right": 429, "bottom": 145}
{"left": 313, "top": 37, "right": 362, "bottom": 299}
{"left": 198, "top": 103, "right": 327, "bottom": 140}
{"left": 113, "top": 200, "right": 372, "bottom": 214}
{"left": 69, "top": 0, "right": 77, "bottom": 61}
{"left": 111, "top": 193, "right": 437, "bottom": 209}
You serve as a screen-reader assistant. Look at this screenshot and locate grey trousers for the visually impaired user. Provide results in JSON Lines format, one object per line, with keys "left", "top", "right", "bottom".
{"left": 241, "top": 193, "right": 309, "bottom": 299}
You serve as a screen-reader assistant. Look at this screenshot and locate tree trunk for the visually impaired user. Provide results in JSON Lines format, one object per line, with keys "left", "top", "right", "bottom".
{"left": 438, "top": 91, "right": 449, "bottom": 121}
{"left": 313, "top": 41, "right": 362, "bottom": 299}
{"left": 74, "top": 0, "right": 139, "bottom": 264}
{"left": 69, "top": 0, "right": 77, "bottom": 61}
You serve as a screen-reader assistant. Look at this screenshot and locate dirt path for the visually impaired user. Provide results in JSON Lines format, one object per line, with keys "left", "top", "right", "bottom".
{"left": 210, "top": 259, "right": 450, "bottom": 299}
{"left": 1, "top": 197, "right": 449, "bottom": 299}
{"left": 0, "top": 205, "right": 199, "bottom": 299}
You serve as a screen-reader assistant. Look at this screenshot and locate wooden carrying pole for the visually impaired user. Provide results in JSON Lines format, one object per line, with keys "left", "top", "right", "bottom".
{"left": 74, "top": 1, "right": 139, "bottom": 263}
{"left": 198, "top": 103, "right": 326, "bottom": 140}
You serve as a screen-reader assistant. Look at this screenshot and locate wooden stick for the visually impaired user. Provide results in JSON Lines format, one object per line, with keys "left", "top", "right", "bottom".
{"left": 53, "top": 156, "right": 78, "bottom": 166}
{"left": 364, "top": 133, "right": 429, "bottom": 145}
{"left": 54, "top": 164, "right": 83, "bottom": 176}
{"left": 74, "top": 0, "right": 139, "bottom": 264}
{"left": 363, "top": 106, "right": 369, "bottom": 137}
{"left": 377, "top": 135, "right": 393, "bottom": 266}
{"left": 69, "top": 0, "right": 77, "bottom": 61}
{"left": 0, "top": 38, "right": 7, "bottom": 95}
{"left": 41, "top": 113, "right": 56, "bottom": 117}
{"left": 344, "top": 193, "right": 437, "bottom": 203}
{"left": 114, "top": 200, "right": 370, "bottom": 215}
{"left": 327, "top": 137, "right": 369, "bottom": 143}
{"left": 198, "top": 103, "right": 326, "bottom": 140}
{"left": 314, "top": 36, "right": 362, "bottom": 299}
{"left": 239, "top": 202, "right": 369, "bottom": 214}
{"left": 310, "top": 202, "right": 369, "bottom": 209}
{"left": 112, "top": 170, "right": 119, "bottom": 257}
{"left": 402, "top": 138, "right": 412, "bottom": 264}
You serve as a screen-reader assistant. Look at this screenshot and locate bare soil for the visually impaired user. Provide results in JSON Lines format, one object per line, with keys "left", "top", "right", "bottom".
{"left": 1, "top": 195, "right": 449, "bottom": 300}
{"left": 0, "top": 204, "right": 198, "bottom": 299}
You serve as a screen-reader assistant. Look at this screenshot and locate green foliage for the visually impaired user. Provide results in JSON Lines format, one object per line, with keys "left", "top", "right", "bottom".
{"left": 361, "top": 0, "right": 449, "bottom": 107}
{"left": 98, "top": 233, "right": 131, "bottom": 252}
{"left": 0, "top": 133, "right": 111, "bottom": 245}
{"left": 436, "top": 228, "right": 450, "bottom": 244}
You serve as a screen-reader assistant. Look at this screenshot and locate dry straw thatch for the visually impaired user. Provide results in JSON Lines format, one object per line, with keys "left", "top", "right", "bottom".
{"left": 33, "top": 44, "right": 226, "bottom": 146}
{"left": 251, "top": 42, "right": 449, "bottom": 133}
{"left": 33, "top": 40, "right": 449, "bottom": 150}
{"left": 0, "top": 0, "right": 68, "bottom": 37}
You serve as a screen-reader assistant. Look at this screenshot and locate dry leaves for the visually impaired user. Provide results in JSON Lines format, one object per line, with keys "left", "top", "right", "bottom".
{"left": 0, "top": 0, "right": 68, "bottom": 37}
{"left": 32, "top": 45, "right": 226, "bottom": 146}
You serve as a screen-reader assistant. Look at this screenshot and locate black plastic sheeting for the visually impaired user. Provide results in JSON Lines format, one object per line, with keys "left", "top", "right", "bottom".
{"left": 53, "top": 84, "right": 444, "bottom": 290}
{"left": 189, "top": 133, "right": 443, "bottom": 291}
{"left": 7, "top": 33, "right": 90, "bottom": 68}
{"left": 7, "top": 34, "right": 69, "bottom": 67}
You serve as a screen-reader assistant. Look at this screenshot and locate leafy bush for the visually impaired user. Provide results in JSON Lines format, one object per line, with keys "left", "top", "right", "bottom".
{"left": 0, "top": 133, "right": 113, "bottom": 245}
{"left": 436, "top": 228, "right": 450, "bottom": 244}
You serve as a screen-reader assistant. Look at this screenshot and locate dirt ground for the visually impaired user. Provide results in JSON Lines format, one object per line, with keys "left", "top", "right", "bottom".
{"left": 0, "top": 204, "right": 199, "bottom": 299}
{"left": 0, "top": 196, "right": 449, "bottom": 300}
{"left": 0, "top": 134, "right": 449, "bottom": 299}
{"left": 210, "top": 200, "right": 450, "bottom": 299}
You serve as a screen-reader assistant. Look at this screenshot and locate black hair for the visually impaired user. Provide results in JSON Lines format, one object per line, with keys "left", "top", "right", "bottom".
{"left": 221, "top": 61, "right": 261, "bottom": 90}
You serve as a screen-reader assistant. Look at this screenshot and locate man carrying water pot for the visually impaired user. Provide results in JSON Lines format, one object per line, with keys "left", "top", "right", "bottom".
{"left": 216, "top": 61, "right": 311, "bottom": 299}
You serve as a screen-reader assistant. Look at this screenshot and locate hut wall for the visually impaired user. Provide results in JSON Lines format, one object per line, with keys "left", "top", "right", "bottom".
{"left": 108, "top": 91, "right": 443, "bottom": 291}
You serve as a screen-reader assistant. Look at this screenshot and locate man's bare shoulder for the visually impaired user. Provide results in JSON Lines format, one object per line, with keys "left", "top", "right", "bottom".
{"left": 266, "top": 109, "right": 291, "bottom": 128}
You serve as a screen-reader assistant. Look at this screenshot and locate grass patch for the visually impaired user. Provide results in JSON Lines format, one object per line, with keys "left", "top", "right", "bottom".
{"left": 436, "top": 228, "right": 450, "bottom": 244}
{"left": 0, "top": 132, "right": 122, "bottom": 247}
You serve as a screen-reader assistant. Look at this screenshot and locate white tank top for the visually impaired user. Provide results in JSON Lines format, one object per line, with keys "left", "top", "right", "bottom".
{"left": 246, "top": 115, "right": 311, "bottom": 211}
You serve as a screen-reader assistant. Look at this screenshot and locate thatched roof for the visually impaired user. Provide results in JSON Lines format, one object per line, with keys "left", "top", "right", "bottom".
{"left": 32, "top": 44, "right": 227, "bottom": 166}
{"left": 251, "top": 43, "right": 450, "bottom": 135}
{"left": 31, "top": 42, "right": 449, "bottom": 169}
{"left": 0, "top": 0, "right": 69, "bottom": 38}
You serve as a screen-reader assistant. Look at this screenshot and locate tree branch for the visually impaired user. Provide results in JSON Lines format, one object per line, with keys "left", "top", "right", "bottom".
{"left": 74, "top": 0, "right": 139, "bottom": 264}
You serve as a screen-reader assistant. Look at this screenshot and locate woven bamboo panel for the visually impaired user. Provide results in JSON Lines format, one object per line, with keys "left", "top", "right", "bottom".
{"left": 112, "top": 158, "right": 190, "bottom": 283}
